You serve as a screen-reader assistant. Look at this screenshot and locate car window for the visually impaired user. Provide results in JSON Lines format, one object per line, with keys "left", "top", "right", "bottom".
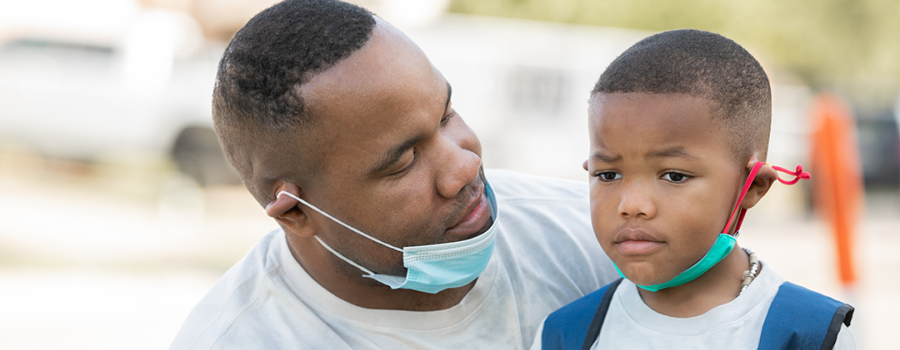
{"left": 0, "top": 39, "right": 115, "bottom": 75}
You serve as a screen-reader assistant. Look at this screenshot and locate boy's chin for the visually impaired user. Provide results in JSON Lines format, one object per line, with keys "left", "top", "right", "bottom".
{"left": 619, "top": 265, "right": 673, "bottom": 287}
{"left": 628, "top": 276, "right": 670, "bottom": 288}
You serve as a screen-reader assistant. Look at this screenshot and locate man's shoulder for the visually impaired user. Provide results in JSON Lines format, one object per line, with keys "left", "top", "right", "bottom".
{"left": 485, "top": 169, "right": 588, "bottom": 202}
{"left": 170, "top": 229, "right": 303, "bottom": 350}
{"left": 486, "top": 169, "right": 590, "bottom": 228}
{"left": 487, "top": 169, "right": 617, "bottom": 309}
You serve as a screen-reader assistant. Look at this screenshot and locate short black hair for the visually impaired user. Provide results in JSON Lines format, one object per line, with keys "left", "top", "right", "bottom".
{"left": 214, "top": 0, "right": 375, "bottom": 131}
{"left": 593, "top": 29, "right": 771, "bottom": 164}
{"left": 211, "top": 0, "right": 376, "bottom": 203}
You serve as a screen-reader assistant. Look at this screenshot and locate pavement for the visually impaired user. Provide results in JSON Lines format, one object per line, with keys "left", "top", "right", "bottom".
{"left": 0, "top": 152, "right": 897, "bottom": 349}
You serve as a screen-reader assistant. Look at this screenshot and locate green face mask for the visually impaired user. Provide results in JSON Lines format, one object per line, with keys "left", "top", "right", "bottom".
{"left": 613, "top": 233, "right": 736, "bottom": 292}
{"left": 613, "top": 162, "right": 809, "bottom": 292}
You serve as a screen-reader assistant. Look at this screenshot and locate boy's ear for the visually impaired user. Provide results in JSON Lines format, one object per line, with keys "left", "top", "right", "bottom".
{"left": 265, "top": 182, "right": 317, "bottom": 238}
{"left": 740, "top": 153, "right": 778, "bottom": 210}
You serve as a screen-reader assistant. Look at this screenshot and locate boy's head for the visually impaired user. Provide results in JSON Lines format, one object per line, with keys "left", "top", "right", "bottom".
{"left": 585, "top": 30, "right": 777, "bottom": 288}
{"left": 593, "top": 29, "right": 772, "bottom": 165}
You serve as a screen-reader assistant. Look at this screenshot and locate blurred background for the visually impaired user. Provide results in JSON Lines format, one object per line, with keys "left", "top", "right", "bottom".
{"left": 0, "top": 0, "right": 897, "bottom": 349}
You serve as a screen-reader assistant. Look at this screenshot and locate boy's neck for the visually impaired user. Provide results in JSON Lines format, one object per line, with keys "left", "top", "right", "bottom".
{"left": 638, "top": 244, "right": 753, "bottom": 318}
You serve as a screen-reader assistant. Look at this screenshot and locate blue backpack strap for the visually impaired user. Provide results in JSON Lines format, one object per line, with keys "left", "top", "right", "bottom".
{"left": 758, "top": 282, "right": 854, "bottom": 350}
{"left": 542, "top": 278, "right": 623, "bottom": 350}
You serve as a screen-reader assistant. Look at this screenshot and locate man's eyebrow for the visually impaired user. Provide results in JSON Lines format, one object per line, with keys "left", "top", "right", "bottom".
{"left": 444, "top": 82, "right": 452, "bottom": 113}
{"left": 368, "top": 135, "right": 424, "bottom": 176}
{"left": 646, "top": 147, "right": 697, "bottom": 159}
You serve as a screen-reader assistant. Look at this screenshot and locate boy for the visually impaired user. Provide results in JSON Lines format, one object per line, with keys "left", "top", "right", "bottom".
{"left": 533, "top": 30, "right": 855, "bottom": 349}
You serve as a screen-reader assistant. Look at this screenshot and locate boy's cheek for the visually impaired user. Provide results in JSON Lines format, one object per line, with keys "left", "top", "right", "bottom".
{"left": 589, "top": 218, "right": 617, "bottom": 254}
{"left": 589, "top": 191, "right": 625, "bottom": 259}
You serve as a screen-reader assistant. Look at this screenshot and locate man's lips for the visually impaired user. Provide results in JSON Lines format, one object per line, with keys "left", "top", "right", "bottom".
{"left": 445, "top": 187, "right": 491, "bottom": 239}
{"left": 614, "top": 229, "right": 665, "bottom": 255}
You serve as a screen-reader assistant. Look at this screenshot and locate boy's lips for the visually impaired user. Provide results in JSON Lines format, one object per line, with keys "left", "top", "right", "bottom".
{"left": 445, "top": 188, "right": 491, "bottom": 239}
{"left": 614, "top": 229, "right": 665, "bottom": 256}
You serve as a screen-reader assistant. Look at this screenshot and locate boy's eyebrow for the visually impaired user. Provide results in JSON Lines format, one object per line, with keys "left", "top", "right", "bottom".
{"left": 590, "top": 152, "right": 621, "bottom": 163}
{"left": 590, "top": 147, "right": 697, "bottom": 163}
{"left": 646, "top": 147, "right": 698, "bottom": 159}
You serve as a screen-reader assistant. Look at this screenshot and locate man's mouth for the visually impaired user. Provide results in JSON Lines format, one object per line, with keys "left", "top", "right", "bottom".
{"left": 445, "top": 186, "right": 491, "bottom": 240}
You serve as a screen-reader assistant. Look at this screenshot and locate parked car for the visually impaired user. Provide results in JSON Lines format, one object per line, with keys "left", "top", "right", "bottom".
{"left": 857, "top": 112, "right": 900, "bottom": 188}
{"left": 0, "top": 10, "right": 239, "bottom": 186}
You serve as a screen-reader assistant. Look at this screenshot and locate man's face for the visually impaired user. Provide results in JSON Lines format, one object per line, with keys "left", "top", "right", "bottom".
{"left": 585, "top": 93, "right": 744, "bottom": 286}
{"left": 290, "top": 20, "right": 490, "bottom": 277}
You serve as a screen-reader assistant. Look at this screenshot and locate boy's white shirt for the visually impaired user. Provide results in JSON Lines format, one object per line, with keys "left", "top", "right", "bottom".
{"left": 531, "top": 261, "right": 855, "bottom": 349}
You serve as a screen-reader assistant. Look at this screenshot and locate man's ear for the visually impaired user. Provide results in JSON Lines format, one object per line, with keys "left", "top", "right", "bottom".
{"left": 740, "top": 153, "right": 778, "bottom": 210}
{"left": 265, "top": 182, "right": 316, "bottom": 238}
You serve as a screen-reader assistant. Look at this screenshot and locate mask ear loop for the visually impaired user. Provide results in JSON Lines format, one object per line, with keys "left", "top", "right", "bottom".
{"left": 721, "top": 162, "right": 765, "bottom": 236}
{"left": 721, "top": 162, "right": 813, "bottom": 237}
{"left": 276, "top": 191, "right": 404, "bottom": 252}
{"left": 768, "top": 164, "right": 811, "bottom": 185}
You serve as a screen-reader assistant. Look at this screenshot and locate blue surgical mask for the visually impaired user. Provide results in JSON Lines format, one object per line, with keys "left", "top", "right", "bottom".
{"left": 618, "top": 162, "right": 810, "bottom": 292}
{"left": 277, "top": 180, "right": 499, "bottom": 294}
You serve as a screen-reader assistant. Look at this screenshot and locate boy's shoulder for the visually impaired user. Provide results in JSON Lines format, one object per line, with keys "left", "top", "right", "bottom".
{"left": 539, "top": 276, "right": 854, "bottom": 350}
{"left": 540, "top": 278, "right": 623, "bottom": 350}
{"left": 759, "top": 281, "right": 854, "bottom": 350}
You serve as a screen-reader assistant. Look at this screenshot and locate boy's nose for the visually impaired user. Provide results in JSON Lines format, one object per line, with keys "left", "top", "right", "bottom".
{"left": 618, "top": 185, "right": 657, "bottom": 219}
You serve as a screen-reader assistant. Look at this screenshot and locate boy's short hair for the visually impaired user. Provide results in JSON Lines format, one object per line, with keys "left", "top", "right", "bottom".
{"left": 593, "top": 29, "right": 771, "bottom": 164}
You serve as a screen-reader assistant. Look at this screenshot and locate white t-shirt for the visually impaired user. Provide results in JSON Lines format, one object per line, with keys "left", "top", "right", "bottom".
{"left": 170, "top": 170, "right": 618, "bottom": 350}
{"left": 531, "top": 262, "right": 856, "bottom": 350}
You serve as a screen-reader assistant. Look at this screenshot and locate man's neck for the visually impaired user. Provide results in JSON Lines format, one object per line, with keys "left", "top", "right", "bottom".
{"left": 286, "top": 234, "right": 475, "bottom": 311}
{"left": 637, "top": 245, "right": 751, "bottom": 318}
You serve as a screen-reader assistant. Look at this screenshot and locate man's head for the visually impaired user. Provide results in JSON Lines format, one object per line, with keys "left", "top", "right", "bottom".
{"left": 213, "top": 0, "right": 491, "bottom": 282}
{"left": 584, "top": 30, "right": 777, "bottom": 287}
{"left": 213, "top": 0, "right": 376, "bottom": 201}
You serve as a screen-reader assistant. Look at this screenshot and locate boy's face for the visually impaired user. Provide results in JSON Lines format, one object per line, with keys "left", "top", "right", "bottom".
{"left": 586, "top": 92, "right": 744, "bottom": 286}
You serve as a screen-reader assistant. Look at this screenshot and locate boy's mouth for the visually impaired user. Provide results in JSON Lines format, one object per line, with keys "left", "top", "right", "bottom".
{"left": 614, "top": 229, "right": 665, "bottom": 255}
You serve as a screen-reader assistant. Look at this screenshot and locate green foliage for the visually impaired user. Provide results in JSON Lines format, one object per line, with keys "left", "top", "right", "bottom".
{"left": 449, "top": 0, "right": 900, "bottom": 109}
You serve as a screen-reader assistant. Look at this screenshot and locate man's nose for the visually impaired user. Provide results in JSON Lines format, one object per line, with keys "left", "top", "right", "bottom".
{"left": 434, "top": 138, "right": 481, "bottom": 199}
{"left": 618, "top": 181, "right": 657, "bottom": 219}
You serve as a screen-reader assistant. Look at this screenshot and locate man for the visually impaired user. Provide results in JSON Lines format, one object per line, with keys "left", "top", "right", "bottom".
{"left": 170, "top": 1, "right": 616, "bottom": 349}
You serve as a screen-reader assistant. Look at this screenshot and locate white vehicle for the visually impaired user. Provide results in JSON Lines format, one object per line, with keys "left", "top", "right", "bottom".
{"left": 0, "top": 8, "right": 238, "bottom": 186}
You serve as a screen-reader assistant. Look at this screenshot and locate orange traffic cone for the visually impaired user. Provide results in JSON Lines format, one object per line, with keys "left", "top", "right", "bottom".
{"left": 810, "top": 93, "right": 863, "bottom": 287}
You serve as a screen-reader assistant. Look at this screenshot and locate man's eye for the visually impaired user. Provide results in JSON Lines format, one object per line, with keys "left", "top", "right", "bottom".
{"left": 440, "top": 111, "right": 455, "bottom": 125}
{"left": 388, "top": 151, "right": 417, "bottom": 176}
{"left": 662, "top": 172, "right": 690, "bottom": 182}
{"left": 596, "top": 172, "right": 622, "bottom": 182}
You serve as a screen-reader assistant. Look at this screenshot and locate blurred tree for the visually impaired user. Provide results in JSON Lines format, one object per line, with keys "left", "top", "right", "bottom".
{"left": 449, "top": 0, "right": 900, "bottom": 111}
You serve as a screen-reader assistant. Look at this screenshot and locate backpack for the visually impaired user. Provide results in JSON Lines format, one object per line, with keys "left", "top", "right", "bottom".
{"left": 541, "top": 278, "right": 854, "bottom": 350}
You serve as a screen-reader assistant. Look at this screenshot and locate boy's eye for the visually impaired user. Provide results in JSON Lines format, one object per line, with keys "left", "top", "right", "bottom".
{"left": 662, "top": 172, "right": 690, "bottom": 182}
{"left": 597, "top": 172, "right": 622, "bottom": 182}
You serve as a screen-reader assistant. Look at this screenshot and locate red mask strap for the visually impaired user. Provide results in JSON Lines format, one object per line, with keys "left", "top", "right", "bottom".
{"left": 721, "top": 162, "right": 812, "bottom": 236}
{"left": 722, "top": 162, "right": 764, "bottom": 235}
{"left": 769, "top": 164, "right": 811, "bottom": 185}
